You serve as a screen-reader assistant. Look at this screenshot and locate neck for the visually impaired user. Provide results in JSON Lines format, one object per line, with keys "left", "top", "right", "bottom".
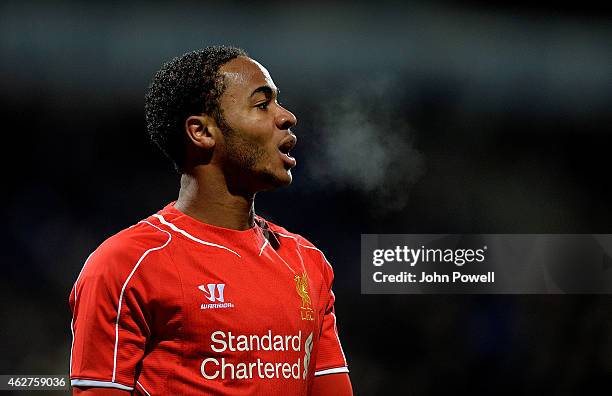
{"left": 174, "top": 171, "right": 256, "bottom": 231}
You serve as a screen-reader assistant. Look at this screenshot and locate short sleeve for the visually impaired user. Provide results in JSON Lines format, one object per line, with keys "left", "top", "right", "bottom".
{"left": 314, "top": 255, "right": 349, "bottom": 377}
{"left": 69, "top": 230, "right": 170, "bottom": 391}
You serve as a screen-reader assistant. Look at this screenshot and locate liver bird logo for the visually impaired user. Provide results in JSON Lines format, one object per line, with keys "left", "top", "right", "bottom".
{"left": 295, "top": 271, "right": 314, "bottom": 320}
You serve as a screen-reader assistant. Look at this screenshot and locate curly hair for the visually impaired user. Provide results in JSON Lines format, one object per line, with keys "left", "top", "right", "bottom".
{"left": 144, "top": 45, "right": 248, "bottom": 173}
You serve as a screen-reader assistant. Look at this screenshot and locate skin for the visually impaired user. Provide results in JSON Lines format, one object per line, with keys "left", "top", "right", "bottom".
{"left": 74, "top": 56, "right": 352, "bottom": 396}
{"left": 174, "top": 56, "right": 298, "bottom": 230}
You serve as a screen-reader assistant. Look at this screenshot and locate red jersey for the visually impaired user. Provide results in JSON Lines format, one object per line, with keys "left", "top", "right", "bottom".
{"left": 69, "top": 203, "right": 348, "bottom": 395}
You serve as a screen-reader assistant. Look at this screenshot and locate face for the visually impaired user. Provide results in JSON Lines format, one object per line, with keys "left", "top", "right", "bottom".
{"left": 215, "top": 56, "right": 298, "bottom": 193}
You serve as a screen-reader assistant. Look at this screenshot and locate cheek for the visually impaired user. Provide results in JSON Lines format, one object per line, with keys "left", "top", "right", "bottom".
{"left": 225, "top": 134, "right": 269, "bottom": 170}
{"left": 223, "top": 117, "right": 278, "bottom": 164}
{"left": 240, "top": 127, "right": 277, "bottom": 156}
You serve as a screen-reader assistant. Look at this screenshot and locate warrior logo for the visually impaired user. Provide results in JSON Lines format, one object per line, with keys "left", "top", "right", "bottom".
{"left": 199, "top": 283, "right": 226, "bottom": 302}
{"left": 198, "top": 284, "right": 234, "bottom": 309}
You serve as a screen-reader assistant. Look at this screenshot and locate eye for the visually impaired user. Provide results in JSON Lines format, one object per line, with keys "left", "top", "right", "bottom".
{"left": 256, "top": 101, "right": 269, "bottom": 110}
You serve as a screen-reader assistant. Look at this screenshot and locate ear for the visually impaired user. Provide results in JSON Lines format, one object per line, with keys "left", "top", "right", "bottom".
{"left": 185, "top": 115, "right": 219, "bottom": 149}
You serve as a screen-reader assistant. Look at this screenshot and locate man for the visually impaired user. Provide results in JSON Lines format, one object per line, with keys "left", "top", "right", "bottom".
{"left": 69, "top": 46, "right": 352, "bottom": 395}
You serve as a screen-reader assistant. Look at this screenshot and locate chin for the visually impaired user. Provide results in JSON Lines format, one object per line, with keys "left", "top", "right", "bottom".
{"left": 281, "top": 168, "right": 293, "bottom": 185}
{"left": 254, "top": 169, "right": 292, "bottom": 192}
{"left": 271, "top": 171, "right": 293, "bottom": 188}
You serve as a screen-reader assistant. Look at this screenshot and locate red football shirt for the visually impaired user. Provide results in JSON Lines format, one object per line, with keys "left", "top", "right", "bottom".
{"left": 69, "top": 203, "right": 348, "bottom": 395}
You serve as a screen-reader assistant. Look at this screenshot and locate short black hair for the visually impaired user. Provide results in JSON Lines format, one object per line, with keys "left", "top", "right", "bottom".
{"left": 144, "top": 45, "right": 248, "bottom": 173}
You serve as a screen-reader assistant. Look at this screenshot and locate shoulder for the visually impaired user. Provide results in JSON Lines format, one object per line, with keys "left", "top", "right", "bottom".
{"left": 264, "top": 219, "right": 334, "bottom": 273}
{"left": 78, "top": 220, "right": 173, "bottom": 286}
{"left": 264, "top": 220, "right": 309, "bottom": 246}
{"left": 95, "top": 220, "right": 172, "bottom": 265}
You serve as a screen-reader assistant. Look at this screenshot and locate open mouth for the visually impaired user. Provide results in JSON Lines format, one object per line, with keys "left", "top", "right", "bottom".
{"left": 278, "top": 135, "right": 297, "bottom": 167}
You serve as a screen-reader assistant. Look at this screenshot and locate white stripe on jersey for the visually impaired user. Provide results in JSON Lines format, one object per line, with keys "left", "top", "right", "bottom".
{"left": 314, "top": 366, "right": 350, "bottom": 376}
{"left": 70, "top": 251, "right": 95, "bottom": 377}
{"left": 258, "top": 237, "right": 269, "bottom": 256}
{"left": 152, "top": 214, "right": 241, "bottom": 257}
{"left": 331, "top": 310, "right": 348, "bottom": 365}
{"left": 112, "top": 221, "right": 172, "bottom": 382}
{"left": 277, "top": 232, "right": 333, "bottom": 266}
{"left": 71, "top": 379, "right": 133, "bottom": 391}
{"left": 137, "top": 380, "right": 152, "bottom": 396}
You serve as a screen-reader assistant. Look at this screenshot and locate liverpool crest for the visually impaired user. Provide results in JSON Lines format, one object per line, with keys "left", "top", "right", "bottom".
{"left": 294, "top": 271, "right": 314, "bottom": 321}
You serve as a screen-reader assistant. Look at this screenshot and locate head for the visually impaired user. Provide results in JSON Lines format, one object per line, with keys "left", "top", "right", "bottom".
{"left": 145, "top": 45, "right": 298, "bottom": 194}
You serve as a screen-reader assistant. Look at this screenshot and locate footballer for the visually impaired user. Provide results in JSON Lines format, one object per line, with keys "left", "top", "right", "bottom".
{"left": 69, "top": 46, "right": 353, "bottom": 395}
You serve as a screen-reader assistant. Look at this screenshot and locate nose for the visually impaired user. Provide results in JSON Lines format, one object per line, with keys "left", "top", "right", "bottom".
{"left": 276, "top": 105, "right": 297, "bottom": 130}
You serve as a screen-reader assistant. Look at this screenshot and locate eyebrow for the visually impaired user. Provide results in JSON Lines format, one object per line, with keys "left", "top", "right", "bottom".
{"left": 250, "top": 86, "right": 279, "bottom": 99}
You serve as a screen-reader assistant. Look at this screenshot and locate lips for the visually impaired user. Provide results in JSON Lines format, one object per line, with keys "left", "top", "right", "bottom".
{"left": 278, "top": 134, "right": 297, "bottom": 168}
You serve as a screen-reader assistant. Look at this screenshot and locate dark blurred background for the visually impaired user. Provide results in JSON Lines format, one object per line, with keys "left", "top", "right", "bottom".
{"left": 2, "top": 0, "right": 612, "bottom": 394}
